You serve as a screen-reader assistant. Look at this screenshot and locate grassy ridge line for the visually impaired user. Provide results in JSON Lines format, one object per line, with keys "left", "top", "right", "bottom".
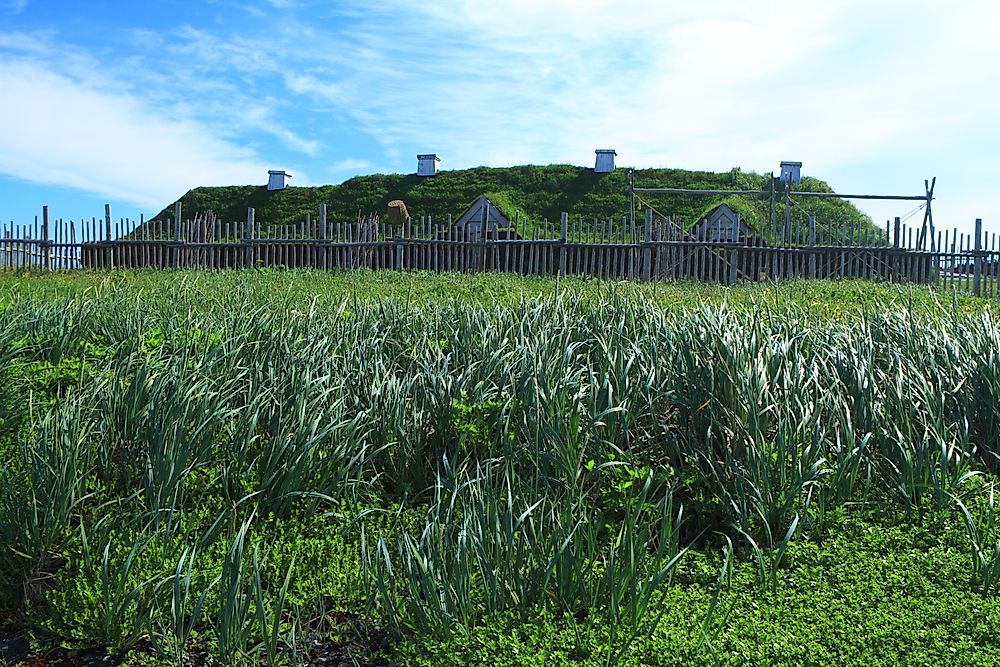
{"left": 148, "top": 165, "right": 875, "bottom": 239}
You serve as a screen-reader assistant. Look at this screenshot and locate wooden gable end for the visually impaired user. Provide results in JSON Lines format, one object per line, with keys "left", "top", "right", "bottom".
{"left": 453, "top": 196, "right": 513, "bottom": 234}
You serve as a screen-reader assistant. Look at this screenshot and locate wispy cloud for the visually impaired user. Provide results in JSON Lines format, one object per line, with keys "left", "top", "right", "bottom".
{"left": 0, "top": 54, "right": 272, "bottom": 208}
{"left": 1, "top": 0, "right": 999, "bottom": 227}
{"left": 0, "top": 28, "right": 53, "bottom": 52}
{"left": 329, "top": 158, "right": 372, "bottom": 173}
{"left": 0, "top": 0, "right": 29, "bottom": 15}
{"left": 244, "top": 0, "right": 999, "bottom": 232}
{"left": 240, "top": 105, "right": 323, "bottom": 156}
{"left": 251, "top": 2, "right": 846, "bottom": 169}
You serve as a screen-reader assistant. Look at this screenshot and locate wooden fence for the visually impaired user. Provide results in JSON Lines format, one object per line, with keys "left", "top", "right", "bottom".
{"left": 3, "top": 207, "right": 1000, "bottom": 296}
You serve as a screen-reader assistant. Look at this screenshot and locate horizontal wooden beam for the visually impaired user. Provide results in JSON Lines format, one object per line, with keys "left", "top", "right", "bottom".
{"left": 632, "top": 187, "right": 931, "bottom": 202}
{"left": 632, "top": 188, "right": 766, "bottom": 196}
{"left": 793, "top": 192, "right": 930, "bottom": 202}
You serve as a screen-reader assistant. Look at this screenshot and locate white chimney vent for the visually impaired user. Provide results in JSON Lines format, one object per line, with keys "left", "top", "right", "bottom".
{"left": 417, "top": 154, "right": 440, "bottom": 177}
{"left": 779, "top": 161, "right": 802, "bottom": 184}
{"left": 595, "top": 149, "right": 617, "bottom": 173}
{"left": 267, "top": 170, "right": 292, "bottom": 191}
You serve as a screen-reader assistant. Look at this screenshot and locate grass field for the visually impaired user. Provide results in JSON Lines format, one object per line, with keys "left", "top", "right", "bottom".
{"left": 1, "top": 270, "right": 999, "bottom": 666}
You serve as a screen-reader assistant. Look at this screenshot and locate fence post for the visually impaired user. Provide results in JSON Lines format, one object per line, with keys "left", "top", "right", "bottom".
{"left": 808, "top": 215, "right": 817, "bottom": 279}
{"left": 559, "top": 212, "right": 568, "bottom": 277}
{"left": 889, "top": 216, "right": 902, "bottom": 282}
{"left": 172, "top": 201, "right": 183, "bottom": 269}
{"left": 42, "top": 206, "right": 51, "bottom": 271}
{"left": 395, "top": 223, "right": 404, "bottom": 271}
{"left": 480, "top": 204, "right": 489, "bottom": 273}
{"left": 246, "top": 207, "right": 255, "bottom": 268}
{"left": 642, "top": 208, "right": 652, "bottom": 281}
{"left": 318, "top": 204, "right": 327, "bottom": 271}
{"left": 174, "top": 202, "right": 182, "bottom": 242}
{"left": 104, "top": 204, "right": 113, "bottom": 269}
{"left": 974, "top": 218, "right": 983, "bottom": 297}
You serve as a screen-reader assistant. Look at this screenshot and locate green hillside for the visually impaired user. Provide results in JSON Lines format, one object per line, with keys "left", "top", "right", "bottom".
{"left": 151, "top": 165, "right": 878, "bottom": 241}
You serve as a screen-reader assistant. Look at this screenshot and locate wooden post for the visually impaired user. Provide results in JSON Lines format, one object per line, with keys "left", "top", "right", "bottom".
{"left": 628, "top": 170, "right": 635, "bottom": 230}
{"left": 42, "top": 206, "right": 51, "bottom": 271}
{"left": 395, "top": 221, "right": 404, "bottom": 271}
{"left": 769, "top": 173, "right": 776, "bottom": 233}
{"left": 138, "top": 213, "right": 145, "bottom": 270}
{"left": 174, "top": 201, "right": 182, "bottom": 243}
{"left": 919, "top": 177, "right": 937, "bottom": 251}
{"left": 808, "top": 215, "right": 816, "bottom": 279}
{"left": 642, "top": 208, "right": 652, "bottom": 281}
{"left": 102, "top": 204, "right": 114, "bottom": 268}
{"left": 318, "top": 204, "right": 327, "bottom": 271}
{"left": 974, "top": 218, "right": 983, "bottom": 296}
{"left": 480, "top": 202, "right": 489, "bottom": 273}
{"left": 784, "top": 181, "right": 791, "bottom": 244}
{"left": 172, "top": 201, "right": 182, "bottom": 269}
{"left": 246, "top": 207, "right": 255, "bottom": 268}
{"left": 888, "top": 216, "right": 900, "bottom": 282}
{"left": 559, "top": 212, "right": 568, "bottom": 277}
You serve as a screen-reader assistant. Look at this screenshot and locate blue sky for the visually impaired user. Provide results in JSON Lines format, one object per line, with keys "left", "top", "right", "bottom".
{"left": 1, "top": 0, "right": 998, "bottom": 236}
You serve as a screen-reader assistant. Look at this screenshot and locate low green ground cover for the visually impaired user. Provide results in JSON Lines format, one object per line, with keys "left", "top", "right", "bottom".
{"left": 0, "top": 269, "right": 988, "bottom": 316}
{"left": 1, "top": 271, "right": 999, "bottom": 666}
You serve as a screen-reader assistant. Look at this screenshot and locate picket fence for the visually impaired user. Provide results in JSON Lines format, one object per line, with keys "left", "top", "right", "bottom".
{"left": 2, "top": 206, "right": 999, "bottom": 297}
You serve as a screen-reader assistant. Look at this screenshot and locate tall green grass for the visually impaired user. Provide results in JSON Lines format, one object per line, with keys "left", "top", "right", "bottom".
{"left": 1, "top": 277, "right": 999, "bottom": 662}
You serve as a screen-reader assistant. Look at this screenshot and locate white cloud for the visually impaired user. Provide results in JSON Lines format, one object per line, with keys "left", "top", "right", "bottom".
{"left": 240, "top": 105, "right": 323, "bottom": 155}
{"left": 2, "top": 0, "right": 1000, "bottom": 231}
{"left": 329, "top": 158, "right": 372, "bottom": 173}
{"left": 0, "top": 56, "right": 271, "bottom": 208}
{"left": 284, "top": 72, "right": 343, "bottom": 103}
{"left": 0, "top": 0, "right": 28, "bottom": 14}
{"left": 0, "top": 28, "right": 53, "bottom": 52}
{"left": 275, "top": 0, "right": 996, "bottom": 230}
{"left": 287, "top": 1, "right": 848, "bottom": 170}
